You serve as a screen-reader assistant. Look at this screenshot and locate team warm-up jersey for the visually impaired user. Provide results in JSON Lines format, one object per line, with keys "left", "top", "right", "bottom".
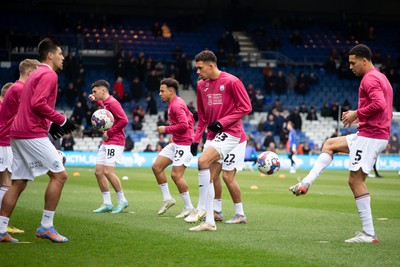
{"left": 194, "top": 71, "right": 252, "bottom": 143}
{"left": 96, "top": 95, "right": 128, "bottom": 146}
{"left": 9, "top": 64, "right": 65, "bottom": 140}
{"left": 357, "top": 68, "right": 393, "bottom": 140}
{"left": 165, "top": 95, "right": 194, "bottom": 146}
{"left": 0, "top": 81, "right": 24, "bottom": 146}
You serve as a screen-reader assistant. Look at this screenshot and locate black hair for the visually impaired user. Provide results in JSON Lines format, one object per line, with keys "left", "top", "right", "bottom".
{"left": 349, "top": 44, "right": 372, "bottom": 61}
{"left": 160, "top": 77, "right": 179, "bottom": 92}
{"left": 194, "top": 50, "right": 217, "bottom": 63}
{"left": 38, "top": 38, "right": 61, "bottom": 61}
{"left": 91, "top": 79, "right": 110, "bottom": 90}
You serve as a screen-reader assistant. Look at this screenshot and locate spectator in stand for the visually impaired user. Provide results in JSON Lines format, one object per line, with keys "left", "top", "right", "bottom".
{"left": 157, "top": 115, "right": 165, "bottom": 126}
{"left": 152, "top": 22, "right": 162, "bottom": 37}
{"left": 306, "top": 106, "right": 318, "bottom": 121}
{"left": 288, "top": 107, "right": 302, "bottom": 132}
{"left": 331, "top": 101, "right": 339, "bottom": 121}
{"left": 388, "top": 134, "right": 399, "bottom": 155}
{"left": 133, "top": 105, "right": 145, "bottom": 122}
{"left": 262, "top": 131, "right": 276, "bottom": 151}
{"left": 303, "top": 142, "right": 311, "bottom": 155}
{"left": 146, "top": 69, "right": 160, "bottom": 96}
{"left": 125, "top": 51, "right": 138, "bottom": 82}
{"left": 113, "top": 76, "right": 125, "bottom": 102}
{"left": 156, "top": 134, "right": 168, "bottom": 150}
{"left": 165, "top": 64, "right": 179, "bottom": 79}
{"left": 63, "top": 51, "right": 78, "bottom": 83}
{"left": 132, "top": 115, "right": 143, "bottom": 131}
{"left": 61, "top": 133, "right": 75, "bottom": 151}
{"left": 271, "top": 98, "right": 283, "bottom": 113}
{"left": 130, "top": 77, "right": 142, "bottom": 102}
{"left": 320, "top": 101, "right": 332, "bottom": 118}
{"left": 124, "top": 136, "right": 134, "bottom": 152}
{"left": 146, "top": 95, "right": 158, "bottom": 115}
{"left": 286, "top": 71, "right": 297, "bottom": 93}
{"left": 143, "top": 144, "right": 154, "bottom": 152}
{"left": 70, "top": 101, "right": 85, "bottom": 126}
{"left": 295, "top": 72, "right": 309, "bottom": 95}
{"left": 253, "top": 89, "right": 265, "bottom": 112}
{"left": 263, "top": 68, "right": 276, "bottom": 94}
{"left": 325, "top": 56, "right": 338, "bottom": 74}
{"left": 264, "top": 113, "right": 277, "bottom": 134}
{"left": 244, "top": 142, "right": 258, "bottom": 165}
{"left": 275, "top": 70, "right": 287, "bottom": 94}
{"left": 272, "top": 108, "right": 285, "bottom": 136}
{"left": 246, "top": 84, "right": 256, "bottom": 101}
{"left": 275, "top": 142, "right": 286, "bottom": 154}
{"left": 65, "top": 82, "right": 78, "bottom": 107}
{"left": 299, "top": 103, "right": 308, "bottom": 114}
{"left": 289, "top": 30, "right": 303, "bottom": 46}
{"left": 161, "top": 22, "right": 172, "bottom": 38}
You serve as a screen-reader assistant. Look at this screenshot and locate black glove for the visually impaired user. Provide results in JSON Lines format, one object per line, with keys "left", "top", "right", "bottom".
{"left": 61, "top": 118, "right": 78, "bottom": 134}
{"left": 207, "top": 121, "right": 223, "bottom": 132}
{"left": 190, "top": 142, "right": 199, "bottom": 156}
{"left": 49, "top": 123, "right": 65, "bottom": 140}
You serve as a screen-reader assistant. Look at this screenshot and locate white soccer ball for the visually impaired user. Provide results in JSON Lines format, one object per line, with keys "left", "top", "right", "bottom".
{"left": 257, "top": 151, "right": 280, "bottom": 175}
{"left": 91, "top": 109, "right": 114, "bottom": 132}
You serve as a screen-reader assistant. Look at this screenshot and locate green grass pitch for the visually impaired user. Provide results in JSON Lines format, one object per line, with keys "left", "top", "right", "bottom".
{"left": 1, "top": 167, "right": 400, "bottom": 267}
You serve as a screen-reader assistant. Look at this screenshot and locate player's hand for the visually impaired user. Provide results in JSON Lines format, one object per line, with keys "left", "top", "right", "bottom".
{"left": 207, "top": 121, "right": 223, "bottom": 132}
{"left": 190, "top": 142, "right": 199, "bottom": 156}
{"left": 61, "top": 118, "right": 78, "bottom": 134}
{"left": 342, "top": 110, "right": 357, "bottom": 128}
{"left": 88, "top": 94, "right": 95, "bottom": 101}
{"left": 156, "top": 126, "right": 166, "bottom": 134}
{"left": 49, "top": 123, "right": 65, "bottom": 140}
{"left": 103, "top": 131, "right": 109, "bottom": 141}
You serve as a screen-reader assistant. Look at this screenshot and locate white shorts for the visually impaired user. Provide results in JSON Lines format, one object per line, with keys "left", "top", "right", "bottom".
{"left": 346, "top": 133, "right": 388, "bottom": 174}
{"left": 10, "top": 138, "right": 65, "bottom": 181}
{"left": 159, "top": 143, "right": 193, "bottom": 167}
{"left": 96, "top": 144, "right": 124, "bottom": 167}
{"left": 0, "top": 146, "right": 13, "bottom": 173}
{"left": 207, "top": 132, "right": 241, "bottom": 164}
{"left": 205, "top": 140, "right": 246, "bottom": 171}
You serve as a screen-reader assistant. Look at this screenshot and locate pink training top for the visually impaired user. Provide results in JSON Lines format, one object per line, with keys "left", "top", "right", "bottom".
{"left": 9, "top": 64, "right": 65, "bottom": 140}
{"left": 356, "top": 68, "right": 393, "bottom": 140}
{"left": 165, "top": 95, "right": 194, "bottom": 145}
{"left": 194, "top": 71, "right": 252, "bottom": 143}
{"left": 96, "top": 95, "right": 128, "bottom": 146}
{"left": 0, "top": 81, "right": 24, "bottom": 146}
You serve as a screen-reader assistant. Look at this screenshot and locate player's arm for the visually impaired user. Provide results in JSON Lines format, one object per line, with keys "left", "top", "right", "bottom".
{"left": 218, "top": 80, "right": 252, "bottom": 129}
{"left": 165, "top": 106, "right": 189, "bottom": 134}
{"left": 106, "top": 102, "right": 128, "bottom": 137}
{"left": 31, "top": 73, "right": 65, "bottom": 125}
{"left": 357, "top": 78, "right": 387, "bottom": 120}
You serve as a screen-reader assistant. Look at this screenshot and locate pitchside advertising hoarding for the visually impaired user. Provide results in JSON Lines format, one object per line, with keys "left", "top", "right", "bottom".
{"left": 63, "top": 152, "right": 400, "bottom": 171}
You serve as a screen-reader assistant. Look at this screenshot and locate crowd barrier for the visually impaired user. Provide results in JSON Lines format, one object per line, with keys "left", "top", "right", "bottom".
{"left": 63, "top": 152, "right": 400, "bottom": 171}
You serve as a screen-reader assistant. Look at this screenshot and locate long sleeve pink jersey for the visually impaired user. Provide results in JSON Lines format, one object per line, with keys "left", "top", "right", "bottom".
{"left": 97, "top": 95, "right": 128, "bottom": 146}
{"left": 9, "top": 64, "right": 65, "bottom": 139}
{"left": 165, "top": 95, "right": 194, "bottom": 145}
{"left": 194, "top": 71, "right": 252, "bottom": 143}
{"left": 356, "top": 68, "right": 393, "bottom": 140}
{"left": 0, "top": 81, "right": 24, "bottom": 146}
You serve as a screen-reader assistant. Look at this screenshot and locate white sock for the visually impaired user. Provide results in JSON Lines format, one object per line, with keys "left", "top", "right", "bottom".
{"left": 180, "top": 191, "right": 194, "bottom": 209}
{"left": 41, "top": 210, "right": 55, "bottom": 229}
{"left": 234, "top": 203, "right": 244, "bottom": 216}
{"left": 196, "top": 169, "right": 209, "bottom": 212}
{"left": 205, "top": 181, "right": 215, "bottom": 226}
{"left": 102, "top": 191, "right": 112, "bottom": 205}
{"left": 159, "top": 183, "right": 172, "bottom": 201}
{"left": 302, "top": 152, "right": 333, "bottom": 185}
{"left": 355, "top": 193, "right": 375, "bottom": 236}
{"left": 0, "top": 186, "right": 9, "bottom": 210}
{"left": 116, "top": 190, "right": 127, "bottom": 204}
{"left": 214, "top": 199, "right": 222, "bottom": 212}
{"left": 0, "top": 216, "right": 9, "bottom": 234}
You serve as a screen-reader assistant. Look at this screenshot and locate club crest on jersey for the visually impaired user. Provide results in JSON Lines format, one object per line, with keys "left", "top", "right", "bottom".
{"left": 220, "top": 85, "right": 225, "bottom": 91}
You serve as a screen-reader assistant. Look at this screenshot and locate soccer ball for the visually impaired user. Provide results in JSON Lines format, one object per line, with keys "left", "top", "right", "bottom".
{"left": 91, "top": 109, "right": 114, "bottom": 132}
{"left": 257, "top": 151, "right": 280, "bottom": 175}
{"left": 57, "top": 150, "right": 66, "bottom": 166}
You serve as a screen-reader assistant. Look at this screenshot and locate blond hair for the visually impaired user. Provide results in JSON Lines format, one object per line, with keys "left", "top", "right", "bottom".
{"left": 19, "top": 58, "right": 40, "bottom": 76}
